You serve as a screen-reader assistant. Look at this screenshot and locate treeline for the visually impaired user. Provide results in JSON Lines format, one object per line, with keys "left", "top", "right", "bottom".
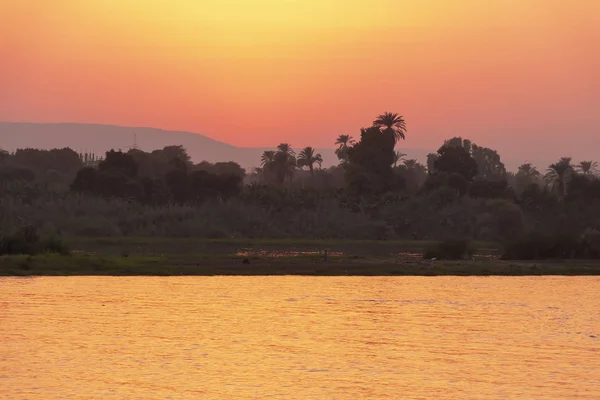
{"left": 0, "top": 145, "right": 246, "bottom": 204}
{"left": 1, "top": 111, "right": 600, "bottom": 260}
{"left": 70, "top": 147, "right": 245, "bottom": 205}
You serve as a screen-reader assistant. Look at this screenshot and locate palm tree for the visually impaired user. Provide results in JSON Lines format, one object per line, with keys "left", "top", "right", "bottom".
{"left": 260, "top": 143, "right": 296, "bottom": 184}
{"left": 334, "top": 135, "right": 354, "bottom": 163}
{"left": 515, "top": 163, "right": 542, "bottom": 193}
{"left": 517, "top": 163, "right": 541, "bottom": 178}
{"left": 260, "top": 150, "right": 276, "bottom": 167}
{"left": 545, "top": 157, "right": 574, "bottom": 199}
{"left": 276, "top": 143, "right": 296, "bottom": 167}
{"left": 392, "top": 151, "right": 407, "bottom": 167}
{"left": 373, "top": 112, "right": 407, "bottom": 143}
{"left": 403, "top": 159, "right": 426, "bottom": 173}
{"left": 403, "top": 159, "right": 418, "bottom": 169}
{"left": 577, "top": 160, "right": 598, "bottom": 175}
{"left": 277, "top": 143, "right": 295, "bottom": 156}
{"left": 273, "top": 151, "right": 296, "bottom": 184}
{"left": 297, "top": 147, "right": 323, "bottom": 174}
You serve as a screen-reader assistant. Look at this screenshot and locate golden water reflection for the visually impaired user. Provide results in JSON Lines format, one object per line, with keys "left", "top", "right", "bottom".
{"left": 1, "top": 277, "right": 599, "bottom": 399}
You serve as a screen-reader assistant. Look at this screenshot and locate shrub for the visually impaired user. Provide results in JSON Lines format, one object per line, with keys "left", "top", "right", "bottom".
{"left": 581, "top": 228, "right": 600, "bottom": 258}
{"left": 501, "top": 230, "right": 581, "bottom": 260}
{"left": 39, "top": 236, "right": 71, "bottom": 256}
{"left": 424, "top": 238, "right": 474, "bottom": 260}
{"left": 488, "top": 199, "right": 525, "bottom": 243}
{"left": 0, "top": 226, "right": 70, "bottom": 256}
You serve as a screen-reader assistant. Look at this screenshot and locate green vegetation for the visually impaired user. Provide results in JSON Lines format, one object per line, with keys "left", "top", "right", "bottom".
{"left": 2, "top": 248, "right": 600, "bottom": 276}
{"left": 65, "top": 236, "right": 479, "bottom": 256}
{"left": 0, "top": 226, "right": 69, "bottom": 256}
{"left": 0, "top": 237, "right": 598, "bottom": 276}
{"left": 423, "top": 238, "right": 474, "bottom": 261}
{"left": 2, "top": 112, "right": 600, "bottom": 269}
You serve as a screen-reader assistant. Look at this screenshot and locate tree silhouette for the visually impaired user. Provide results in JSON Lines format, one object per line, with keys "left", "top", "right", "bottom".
{"left": 403, "top": 159, "right": 423, "bottom": 171}
{"left": 545, "top": 157, "right": 574, "bottom": 200}
{"left": 10, "top": 147, "right": 82, "bottom": 176}
{"left": 433, "top": 145, "right": 478, "bottom": 181}
{"left": 443, "top": 137, "right": 505, "bottom": 180}
{"left": 346, "top": 126, "right": 399, "bottom": 195}
{"left": 272, "top": 151, "right": 296, "bottom": 185}
{"left": 297, "top": 147, "right": 323, "bottom": 174}
{"left": 209, "top": 162, "right": 246, "bottom": 178}
{"left": 426, "top": 153, "right": 438, "bottom": 174}
{"left": 71, "top": 167, "right": 98, "bottom": 193}
{"left": 260, "top": 150, "right": 276, "bottom": 167}
{"left": 99, "top": 150, "right": 138, "bottom": 178}
{"left": 515, "top": 163, "right": 542, "bottom": 194}
{"left": 444, "top": 137, "right": 472, "bottom": 153}
{"left": 334, "top": 134, "right": 354, "bottom": 163}
{"left": 392, "top": 151, "right": 407, "bottom": 167}
{"left": 471, "top": 144, "right": 506, "bottom": 180}
{"left": 260, "top": 144, "right": 297, "bottom": 185}
{"left": 0, "top": 148, "right": 9, "bottom": 163}
{"left": 517, "top": 163, "right": 541, "bottom": 178}
{"left": 277, "top": 143, "right": 295, "bottom": 157}
{"left": 395, "top": 159, "right": 427, "bottom": 193}
{"left": 577, "top": 160, "right": 598, "bottom": 175}
{"left": 151, "top": 145, "right": 191, "bottom": 166}
{"left": 373, "top": 112, "right": 407, "bottom": 143}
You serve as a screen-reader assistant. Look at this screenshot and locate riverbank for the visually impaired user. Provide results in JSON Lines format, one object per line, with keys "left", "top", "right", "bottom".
{"left": 62, "top": 237, "right": 496, "bottom": 257}
{"left": 2, "top": 251, "right": 600, "bottom": 276}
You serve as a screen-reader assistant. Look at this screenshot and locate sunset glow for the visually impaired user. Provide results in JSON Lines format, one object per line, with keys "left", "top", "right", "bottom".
{"left": 2, "top": 0, "right": 599, "bottom": 159}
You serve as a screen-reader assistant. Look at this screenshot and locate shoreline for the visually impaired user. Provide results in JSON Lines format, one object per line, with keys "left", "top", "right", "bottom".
{"left": 2, "top": 253, "right": 600, "bottom": 277}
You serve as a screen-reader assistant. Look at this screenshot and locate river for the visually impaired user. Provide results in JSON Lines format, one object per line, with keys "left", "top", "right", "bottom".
{"left": 1, "top": 276, "right": 599, "bottom": 399}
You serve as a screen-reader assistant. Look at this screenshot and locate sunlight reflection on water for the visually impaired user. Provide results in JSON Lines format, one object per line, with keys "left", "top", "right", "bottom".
{"left": 1, "top": 276, "right": 599, "bottom": 399}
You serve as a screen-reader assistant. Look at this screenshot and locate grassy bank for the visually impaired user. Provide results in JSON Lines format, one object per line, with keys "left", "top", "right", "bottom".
{"left": 2, "top": 247, "right": 600, "bottom": 276}
{"left": 63, "top": 237, "right": 499, "bottom": 257}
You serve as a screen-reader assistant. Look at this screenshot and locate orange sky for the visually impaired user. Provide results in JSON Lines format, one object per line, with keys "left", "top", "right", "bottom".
{"left": 1, "top": 0, "right": 599, "bottom": 159}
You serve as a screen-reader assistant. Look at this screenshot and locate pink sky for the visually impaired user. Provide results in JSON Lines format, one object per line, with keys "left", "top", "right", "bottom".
{"left": 1, "top": 0, "right": 599, "bottom": 161}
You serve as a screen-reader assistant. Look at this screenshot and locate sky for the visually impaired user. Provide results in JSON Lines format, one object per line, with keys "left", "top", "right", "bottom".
{"left": 1, "top": 0, "right": 599, "bottom": 161}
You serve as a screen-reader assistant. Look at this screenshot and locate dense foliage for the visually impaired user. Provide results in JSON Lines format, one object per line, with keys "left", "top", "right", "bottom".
{"left": 2, "top": 112, "right": 600, "bottom": 260}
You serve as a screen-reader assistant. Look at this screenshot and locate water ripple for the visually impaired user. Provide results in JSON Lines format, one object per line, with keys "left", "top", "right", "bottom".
{"left": 1, "top": 276, "right": 599, "bottom": 399}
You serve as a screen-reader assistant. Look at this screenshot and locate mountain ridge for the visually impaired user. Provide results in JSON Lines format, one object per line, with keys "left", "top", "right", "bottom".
{"left": 0, "top": 121, "right": 433, "bottom": 170}
{"left": 1, "top": 121, "right": 553, "bottom": 172}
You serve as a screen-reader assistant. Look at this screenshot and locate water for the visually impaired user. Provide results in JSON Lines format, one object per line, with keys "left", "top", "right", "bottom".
{"left": 1, "top": 277, "right": 599, "bottom": 399}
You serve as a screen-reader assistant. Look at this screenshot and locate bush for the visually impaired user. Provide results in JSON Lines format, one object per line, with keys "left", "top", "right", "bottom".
{"left": 39, "top": 236, "right": 71, "bottom": 255}
{"left": 488, "top": 199, "right": 525, "bottom": 243}
{"left": 581, "top": 228, "right": 600, "bottom": 258}
{"left": 501, "top": 230, "right": 581, "bottom": 260}
{"left": 424, "top": 238, "right": 474, "bottom": 260}
{"left": 0, "top": 226, "right": 70, "bottom": 256}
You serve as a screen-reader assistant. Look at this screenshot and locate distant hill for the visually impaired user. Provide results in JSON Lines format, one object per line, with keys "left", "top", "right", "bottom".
{"left": 0, "top": 122, "right": 433, "bottom": 170}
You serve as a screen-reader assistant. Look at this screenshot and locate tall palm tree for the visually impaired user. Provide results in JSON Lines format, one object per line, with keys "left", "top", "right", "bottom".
{"left": 273, "top": 151, "right": 296, "bottom": 184}
{"left": 517, "top": 163, "right": 540, "bottom": 177}
{"left": 392, "top": 151, "right": 407, "bottom": 167}
{"left": 515, "top": 163, "right": 542, "bottom": 193}
{"left": 276, "top": 143, "right": 297, "bottom": 166}
{"left": 577, "top": 160, "right": 598, "bottom": 175}
{"left": 260, "top": 150, "right": 276, "bottom": 167}
{"left": 403, "top": 159, "right": 418, "bottom": 170}
{"left": 297, "top": 147, "right": 323, "bottom": 174}
{"left": 545, "top": 157, "right": 574, "bottom": 199}
{"left": 334, "top": 135, "right": 354, "bottom": 163}
{"left": 261, "top": 143, "right": 296, "bottom": 184}
{"left": 373, "top": 112, "right": 407, "bottom": 143}
{"left": 277, "top": 143, "right": 295, "bottom": 156}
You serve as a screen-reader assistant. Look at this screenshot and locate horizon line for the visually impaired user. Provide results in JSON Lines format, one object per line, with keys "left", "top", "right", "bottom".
{"left": 0, "top": 120, "right": 428, "bottom": 151}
